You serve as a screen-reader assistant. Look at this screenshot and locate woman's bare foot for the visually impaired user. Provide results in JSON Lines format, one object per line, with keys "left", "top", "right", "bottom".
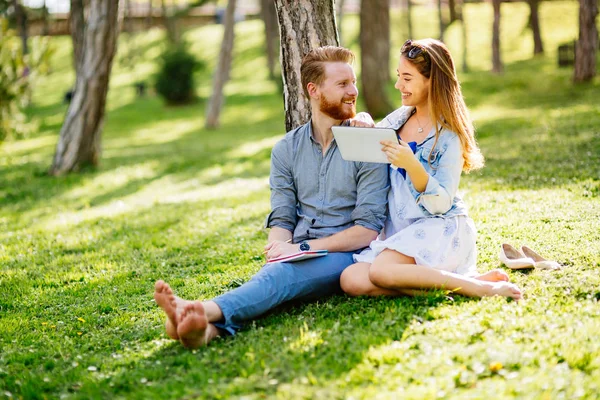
{"left": 475, "top": 269, "right": 509, "bottom": 282}
{"left": 177, "top": 302, "right": 212, "bottom": 349}
{"left": 154, "top": 280, "right": 193, "bottom": 340}
{"left": 486, "top": 281, "right": 523, "bottom": 301}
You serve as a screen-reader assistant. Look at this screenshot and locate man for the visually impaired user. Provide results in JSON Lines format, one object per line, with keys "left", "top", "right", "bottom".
{"left": 154, "top": 46, "right": 389, "bottom": 348}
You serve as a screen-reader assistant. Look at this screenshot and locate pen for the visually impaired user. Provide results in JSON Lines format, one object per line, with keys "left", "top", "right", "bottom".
{"left": 263, "top": 239, "right": 292, "bottom": 254}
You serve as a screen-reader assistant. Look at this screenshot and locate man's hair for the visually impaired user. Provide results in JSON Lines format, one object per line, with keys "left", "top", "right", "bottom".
{"left": 300, "top": 46, "right": 355, "bottom": 98}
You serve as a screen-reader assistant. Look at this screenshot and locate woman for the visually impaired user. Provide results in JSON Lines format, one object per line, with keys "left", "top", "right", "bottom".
{"left": 341, "top": 39, "right": 522, "bottom": 300}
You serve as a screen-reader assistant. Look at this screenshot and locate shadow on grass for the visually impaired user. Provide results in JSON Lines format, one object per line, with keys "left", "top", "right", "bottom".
{"left": 94, "top": 292, "right": 458, "bottom": 399}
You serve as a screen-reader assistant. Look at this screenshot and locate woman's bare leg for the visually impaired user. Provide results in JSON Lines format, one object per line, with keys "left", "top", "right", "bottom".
{"left": 369, "top": 250, "right": 522, "bottom": 300}
{"left": 340, "top": 262, "right": 420, "bottom": 297}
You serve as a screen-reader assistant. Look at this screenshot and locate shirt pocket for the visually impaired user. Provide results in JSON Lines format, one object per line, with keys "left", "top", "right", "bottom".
{"left": 418, "top": 144, "right": 446, "bottom": 174}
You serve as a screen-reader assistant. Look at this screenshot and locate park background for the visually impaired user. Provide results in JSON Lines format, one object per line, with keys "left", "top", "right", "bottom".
{"left": 1, "top": 0, "right": 600, "bottom": 399}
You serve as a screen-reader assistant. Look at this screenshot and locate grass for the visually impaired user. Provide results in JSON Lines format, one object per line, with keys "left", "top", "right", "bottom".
{"left": 1, "top": 1, "right": 600, "bottom": 399}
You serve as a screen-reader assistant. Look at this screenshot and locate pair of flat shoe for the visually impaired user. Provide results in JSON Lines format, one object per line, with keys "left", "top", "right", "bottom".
{"left": 499, "top": 244, "right": 562, "bottom": 270}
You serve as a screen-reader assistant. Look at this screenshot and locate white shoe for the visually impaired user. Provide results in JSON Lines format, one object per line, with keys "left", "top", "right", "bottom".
{"left": 499, "top": 243, "right": 535, "bottom": 270}
{"left": 521, "top": 245, "right": 562, "bottom": 270}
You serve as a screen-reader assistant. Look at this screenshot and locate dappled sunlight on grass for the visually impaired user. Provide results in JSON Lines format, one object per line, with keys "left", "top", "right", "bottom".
{"left": 0, "top": 134, "right": 56, "bottom": 158}
{"left": 225, "top": 136, "right": 281, "bottom": 159}
{"left": 2, "top": 2, "right": 600, "bottom": 399}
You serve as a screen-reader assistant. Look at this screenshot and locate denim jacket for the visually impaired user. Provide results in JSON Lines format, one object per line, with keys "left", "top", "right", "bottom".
{"left": 377, "top": 106, "right": 469, "bottom": 218}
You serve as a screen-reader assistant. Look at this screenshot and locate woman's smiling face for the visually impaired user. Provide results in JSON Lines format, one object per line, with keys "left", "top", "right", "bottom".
{"left": 394, "top": 56, "right": 430, "bottom": 109}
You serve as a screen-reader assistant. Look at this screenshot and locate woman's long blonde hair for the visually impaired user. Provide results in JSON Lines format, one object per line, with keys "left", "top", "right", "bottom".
{"left": 402, "top": 38, "right": 484, "bottom": 172}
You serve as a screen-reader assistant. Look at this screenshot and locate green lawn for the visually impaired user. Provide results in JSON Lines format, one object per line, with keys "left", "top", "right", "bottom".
{"left": 1, "top": 2, "right": 600, "bottom": 399}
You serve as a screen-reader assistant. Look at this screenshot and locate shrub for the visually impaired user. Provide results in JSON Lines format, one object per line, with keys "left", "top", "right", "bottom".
{"left": 0, "top": 18, "right": 52, "bottom": 141}
{"left": 154, "top": 44, "right": 204, "bottom": 105}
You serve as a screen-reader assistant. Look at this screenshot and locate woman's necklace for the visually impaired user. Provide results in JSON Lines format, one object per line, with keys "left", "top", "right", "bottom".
{"left": 415, "top": 113, "right": 430, "bottom": 134}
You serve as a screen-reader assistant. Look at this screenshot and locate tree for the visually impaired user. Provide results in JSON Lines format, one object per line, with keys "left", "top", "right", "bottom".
{"left": 12, "top": 0, "right": 28, "bottom": 55}
{"left": 528, "top": 0, "right": 544, "bottom": 55}
{"left": 360, "top": 0, "right": 393, "bottom": 119}
{"left": 460, "top": 0, "right": 468, "bottom": 73}
{"left": 406, "top": 0, "right": 413, "bottom": 40}
{"left": 274, "top": 0, "right": 339, "bottom": 131}
{"left": 50, "top": 0, "right": 120, "bottom": 175}
{"left": 491, "top": 0, "right": 503, "bottom": 73}
{"left": 336, "top": 0, "right": 346, "bottom": 44}
{"left": 260, "top": 0, "right": 279, "bottom": 80}
{"left": 437, "top": 0, "right": 445, "bottom": 42}
{"left": 573, "top": 0, "right": 598, "bottom": 83}
{"left": 205, "top": 0, "right": 237, "bottom": 129}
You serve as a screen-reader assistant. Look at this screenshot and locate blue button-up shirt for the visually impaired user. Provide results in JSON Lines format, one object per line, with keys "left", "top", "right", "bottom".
{"left": 265, "top": 121, "right": 389, "bottom": 243}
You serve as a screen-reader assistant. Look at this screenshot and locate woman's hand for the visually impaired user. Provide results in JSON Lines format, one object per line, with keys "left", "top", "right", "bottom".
{"left": 264, "top": 240, "right": 298, "bottom": 260}
{"left": 348, "top": 112, "right": 375, "bottom": 127}
{"left": 380, "top": 139, "right": 417, "bottom": 169}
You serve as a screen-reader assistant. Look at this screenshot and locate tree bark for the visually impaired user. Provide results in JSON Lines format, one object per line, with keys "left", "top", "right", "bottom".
{"left": 449, "top": 0, "right": 458, "bottom": 23}
{"left": 528, "top": 0, "right": 544, "bottom": 55}
{"left": 437, "top": 0, "right": 445, "bottom": 42}
{"left": 205, "top": 0, "right": 237, "bottom": 129}
{"left": 70, "top": 0, "right": 85, "bottom": 75}
{"left": 573, "top": 0, "right": 598, "bottom": 83}
{"left": 274, "top": 0, "right": 339, "bottom": 131}
{"left": 406, "top": 0, "right": 413, "bottom": 39}
{"left": 260, "top": 0, "right": 279, "bottom": 80}
{"left": 50, "top": 0, "right": 121, "bottom": 175}
{"left": 12, "top": 0, "right": 28, "bottom": 55}
{"left": 336, "top": 0, "right": 346, "bottom": 44}
{"left": 491, "top": 0, "right": 503, "bottom": 74}
{"left": 360, "top": 0, "right": 393, "bottom": 119}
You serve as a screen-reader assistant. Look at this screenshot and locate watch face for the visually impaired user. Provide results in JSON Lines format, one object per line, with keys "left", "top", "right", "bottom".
{"left": 300, "top": 242, "right": 310, "bottom": 251}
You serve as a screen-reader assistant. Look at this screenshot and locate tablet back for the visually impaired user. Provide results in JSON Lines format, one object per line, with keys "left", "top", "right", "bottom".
{"left": 331, "top": 126, "right": 397, "bottom": 163}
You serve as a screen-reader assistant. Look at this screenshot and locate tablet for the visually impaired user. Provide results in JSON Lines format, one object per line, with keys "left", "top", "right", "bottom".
{"left": 332, "top": 126, "right": 397, "bottom": 163}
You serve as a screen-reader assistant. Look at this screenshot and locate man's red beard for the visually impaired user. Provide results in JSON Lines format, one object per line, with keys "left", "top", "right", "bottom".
{"left": 319, "top": 95, "right": 356, "bottom": 120}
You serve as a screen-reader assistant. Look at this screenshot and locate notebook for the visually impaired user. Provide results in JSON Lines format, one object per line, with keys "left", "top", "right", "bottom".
{"left": 266, "top": 250, "right": 328, "bottom": 264}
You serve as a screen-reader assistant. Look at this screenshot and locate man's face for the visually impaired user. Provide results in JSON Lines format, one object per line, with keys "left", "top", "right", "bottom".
{"left": 315, "top": 62, "right": 358, "bottom": 121}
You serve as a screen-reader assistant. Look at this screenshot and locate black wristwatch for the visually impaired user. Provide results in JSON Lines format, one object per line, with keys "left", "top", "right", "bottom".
{"left": 299, "top": 241, "right": 311, "bottom": 251}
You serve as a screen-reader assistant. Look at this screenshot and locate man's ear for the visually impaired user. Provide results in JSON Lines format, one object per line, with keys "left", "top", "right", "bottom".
{"left": 307, "top": 82, "right": 319, "bottom": 99}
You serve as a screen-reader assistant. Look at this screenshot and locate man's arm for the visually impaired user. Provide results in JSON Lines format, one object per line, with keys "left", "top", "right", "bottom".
{"left": 265, "top": 161, "right": 389, "bottom": 259}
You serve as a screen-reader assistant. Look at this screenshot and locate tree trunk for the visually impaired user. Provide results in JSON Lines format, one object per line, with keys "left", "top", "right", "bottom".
{"left": 528, "top": 0, "right": 543, "bottom": 55}
{"left": 50, "top": 0, "right": 120, "bottom": 175}
{"left": 406, "top": 0, "right": 413, "bottom": 39}
{"left": 42, "top": 0, "right": 49, "bottom": 36}
{"left": 449, "top": 0, "right": 458, "bottom": 23}
{"left": 437, "top": 0, "right": 445, "bottom": 42}
{"left": 12, "top": 0, "right": 28, "bottom": 55}
{"left": 491, "top": 0, "right": 503, "bottom": 74}
{"left": 461, "top": 0, "right": 468, "bottom": 73}
{"left": 161, "top": 0, "right": 179, "bottom": 44}
{"left": 147, "top": 0, "right": 153, "bottom": 29}
{"left": 205, "top": 0, "right": 237, "bottom": 129}
{"left": 70, "top": 0, "right": 85, "bottom": 75}
{"left": 274, "top": 0, "right": 339, "bottom": 131}
{"left": 260, "top": 0, "right": 279, "bottom": 80}
{"left": 573, "top": 0, "right": 598, "bottom": 83}
{"left": 336, "top": 0, "right": 346, "bottom": 44}
{"left": 360, "top": 0, "right": 393, "bottom": 119}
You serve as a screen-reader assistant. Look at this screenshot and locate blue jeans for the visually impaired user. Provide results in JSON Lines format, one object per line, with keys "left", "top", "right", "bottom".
{"left": 212, "top": 252, "right": 355, "bottom": 335}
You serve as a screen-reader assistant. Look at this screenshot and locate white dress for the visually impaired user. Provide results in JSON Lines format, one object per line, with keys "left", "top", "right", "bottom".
{"left": 354, "top": 167, "right": 478, "bottom": 276}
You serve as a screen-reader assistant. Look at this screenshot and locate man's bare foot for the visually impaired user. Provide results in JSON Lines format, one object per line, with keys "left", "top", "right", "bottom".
{"left": 177, "top": 302, "right": 211, "bottom": 349}
{"left": 154, "top": 280, "right": 193, "bottom": 340}
{"left": 476, "top": 269, "right": 509, "bottom": 282}
{"left": 486, "top": 281, "right": 523, "bottom": 301}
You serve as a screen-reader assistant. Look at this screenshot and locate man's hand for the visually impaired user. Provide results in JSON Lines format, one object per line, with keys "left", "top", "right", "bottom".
{"left": 348, "top": 112, "right": 375, "bottom": 127}
{"left": 264, "top": 240, "right": 298, "bottom": 260}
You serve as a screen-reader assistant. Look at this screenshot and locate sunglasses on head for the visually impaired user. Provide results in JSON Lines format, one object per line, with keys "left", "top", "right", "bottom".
{"left": 401, "top": 40, "right": 429, "bottom": 61}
